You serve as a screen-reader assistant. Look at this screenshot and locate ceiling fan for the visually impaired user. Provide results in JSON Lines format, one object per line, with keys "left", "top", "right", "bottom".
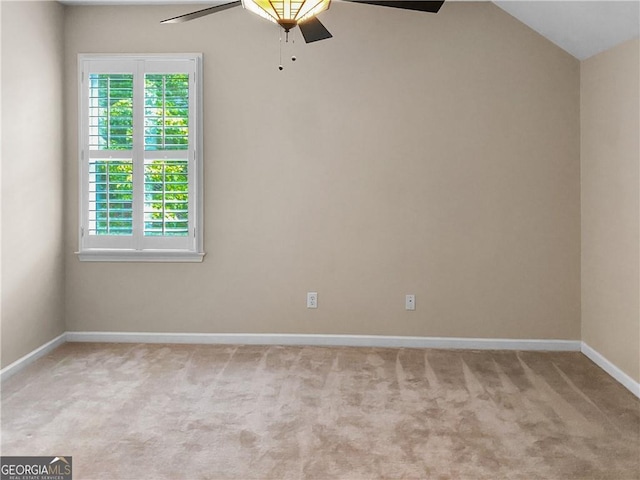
{"left": 161, "top": 1, "right": 445, "bottom": 44}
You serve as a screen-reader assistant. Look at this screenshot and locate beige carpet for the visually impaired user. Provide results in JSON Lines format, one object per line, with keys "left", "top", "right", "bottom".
{"left": 1, "top": 343, "right": 639, "bottom": 479}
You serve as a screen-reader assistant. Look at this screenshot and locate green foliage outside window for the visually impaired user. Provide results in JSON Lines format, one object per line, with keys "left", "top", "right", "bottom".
{"left": 89, "top": 74, "right": 134, "bottom": 150}
{"left": 145, "top": 74, "right": 189, "bottom": 151}
{"left": 89, "top": 160, "right": 133, "bottom": 235}
{"left": 144, "top": 160, "right": 189, "bottom": 236}
{"left": 88, "top": 73, "right": 190, "bottom": 237}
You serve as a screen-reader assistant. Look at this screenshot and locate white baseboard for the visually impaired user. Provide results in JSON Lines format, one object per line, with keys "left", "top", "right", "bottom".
{"left": 6, "top": 334, "right": 638, "bottom": 400}
{"left": 13, "top": 334, "right": 640, "bottom": 400}
{"left": 65, "top": 331, "right": 581, "bottom": 351}
{"left": 581, "top": 342, "right": 640, "bottom": 399}
{"left": 0, "top": 333, "right": 67, "bottom": 382}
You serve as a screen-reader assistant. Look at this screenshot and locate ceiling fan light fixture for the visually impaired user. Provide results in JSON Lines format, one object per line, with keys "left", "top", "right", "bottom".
{"left": 242, "top": 0, "right": 331, "bottom": 31}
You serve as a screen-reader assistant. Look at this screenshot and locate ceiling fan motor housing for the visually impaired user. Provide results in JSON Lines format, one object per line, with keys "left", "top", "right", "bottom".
{"left": 278, "top": 19, "right": 298, "bottom": 32}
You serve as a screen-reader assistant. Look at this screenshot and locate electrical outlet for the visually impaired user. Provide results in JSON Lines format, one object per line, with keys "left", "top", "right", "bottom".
{"left": 307, "top": 292, "right": 318, "bottom": 309}
{"left": 405, "top": 294, "right": 416, "bottom": 311}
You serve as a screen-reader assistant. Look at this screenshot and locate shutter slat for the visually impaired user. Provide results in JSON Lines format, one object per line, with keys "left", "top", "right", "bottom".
{"left": 143, "top": 73, "right": 189, "bottom": 151}
{"left": 143, "top": 159, "right": 189, "bottom": 237}
{"left": 88, "top": 159, "right": 134, "bottom": 236}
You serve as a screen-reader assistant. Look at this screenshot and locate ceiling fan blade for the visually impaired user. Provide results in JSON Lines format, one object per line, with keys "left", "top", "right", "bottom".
{"left": 340, "top": 0, "right": 444, "bottom": 14}
{"left": 298, "top": 17, "right": 333, "bottom": 43}
{"left": 161, "top": 1, "right": 242, "bottom": 24}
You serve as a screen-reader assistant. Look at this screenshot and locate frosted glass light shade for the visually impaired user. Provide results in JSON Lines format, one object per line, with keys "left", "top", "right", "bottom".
{"left": 242, "top": 0, "right": 331, "bottom": 29}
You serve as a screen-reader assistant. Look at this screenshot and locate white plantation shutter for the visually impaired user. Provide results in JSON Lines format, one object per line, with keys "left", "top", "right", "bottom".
{"left": 88, "top": 159, "right": 133, "bottom": 236}
{"left": 78, "top": 54, "right": 204, "bottom": 262}
{"left": 144, "top": 73, "right": 190, "bottom": 151}
{"left": 144, "top": 159, "right": 189, "bottom": 237}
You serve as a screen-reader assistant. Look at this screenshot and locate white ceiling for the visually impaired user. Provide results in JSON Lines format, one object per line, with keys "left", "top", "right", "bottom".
{"left": 59, "top": 0, "right": 640, "bottom": 60}
{"left": 493, "top": 1, "right": 639, "bottom": 60}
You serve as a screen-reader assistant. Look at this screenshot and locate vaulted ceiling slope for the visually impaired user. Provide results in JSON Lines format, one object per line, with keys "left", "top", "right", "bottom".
{"left": 58, "top": 0, "right": 640, "bottom": 60}
{"left": 493, "top": 1, "right": 639, "bottom": 60}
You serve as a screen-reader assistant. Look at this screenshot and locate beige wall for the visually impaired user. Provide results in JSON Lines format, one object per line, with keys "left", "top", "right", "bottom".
{"left": 63, "top": 2, "right": 581, "bottom": 339}
{"left": 1, "top": 1, "right": 66, "bottom": 367}
{"left": 581, "top": 38, "right": 640, "bottom": 382}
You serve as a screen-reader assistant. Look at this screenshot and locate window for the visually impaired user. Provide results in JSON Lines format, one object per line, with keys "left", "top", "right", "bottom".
{"left": 77, "top": 54, "right": 204, "bottom": 262}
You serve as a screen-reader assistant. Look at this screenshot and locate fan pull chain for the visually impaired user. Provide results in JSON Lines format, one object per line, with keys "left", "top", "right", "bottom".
{"left": 291, "top": 29, "right": 297, "bottom": 63}
{"left": 278, "top": 26, "right": 298, "bottom": 71}
{"left": 278, "top": 27, "right": 284, "bottom": 71}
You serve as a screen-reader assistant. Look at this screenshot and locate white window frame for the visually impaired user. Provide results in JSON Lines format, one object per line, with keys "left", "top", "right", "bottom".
{"left": 77, "top": 53, "right": 204, "bottom": 262}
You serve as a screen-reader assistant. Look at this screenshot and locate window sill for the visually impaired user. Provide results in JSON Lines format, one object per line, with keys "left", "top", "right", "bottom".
{"left": 76, "top": 249, "right": 205, "bottom": 263}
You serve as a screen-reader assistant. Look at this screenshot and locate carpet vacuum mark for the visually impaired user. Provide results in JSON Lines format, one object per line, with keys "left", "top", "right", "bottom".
{"left": 2, "top": 343, "right": 639, "bottom": 479}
